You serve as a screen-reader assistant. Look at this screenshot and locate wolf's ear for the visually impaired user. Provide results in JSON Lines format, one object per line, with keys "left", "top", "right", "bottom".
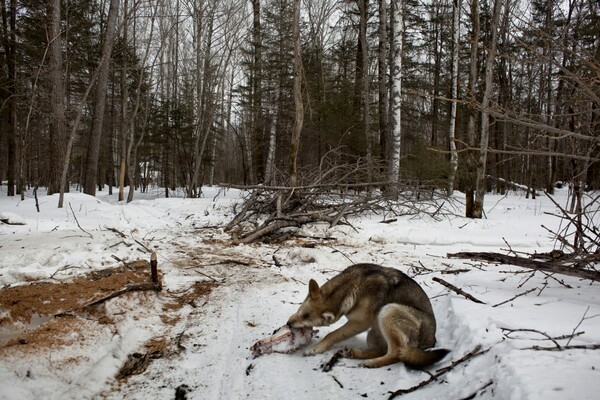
{"left": 308, "top": 279, "right": 321, "bottom": 300}
{"left": 322, "top": 312, "right": 335, "bottom": 323}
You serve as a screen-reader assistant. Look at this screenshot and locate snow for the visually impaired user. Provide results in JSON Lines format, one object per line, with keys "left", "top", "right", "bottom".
{"left": 1, "top": 185, "right": 599, "bottom": 399}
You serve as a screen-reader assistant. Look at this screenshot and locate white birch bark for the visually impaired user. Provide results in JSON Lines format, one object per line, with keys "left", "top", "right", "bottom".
{"left": 388, "top": 0, "right": 403, "bottom": 196}
{"left": 264, "top": 93, "right": 278, "bottom": 185}
{"left": 447, "top": 0, "right": 460, "bottom": 196}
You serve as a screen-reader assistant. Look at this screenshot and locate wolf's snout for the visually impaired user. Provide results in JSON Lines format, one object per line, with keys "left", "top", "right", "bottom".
{"left": 287, "top": 313, "right": 302, "bottom": 328}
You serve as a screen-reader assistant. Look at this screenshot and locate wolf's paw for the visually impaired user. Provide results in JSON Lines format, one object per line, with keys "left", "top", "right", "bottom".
{"left": 303, "top": 344, "right": 327, "bottom": 356}
{"left": 303, "top": 347, "right": 318, "bottom": 356}
{"left": 341, "top": 347, "right": 354, "bottom": 358}
{"left": 359, "top": 360, "right": 376, "bottom": 368}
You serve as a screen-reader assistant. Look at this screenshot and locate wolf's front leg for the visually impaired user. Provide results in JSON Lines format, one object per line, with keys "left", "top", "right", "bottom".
{"left": 304, "top": 320, "right": 370, "bottom": 356}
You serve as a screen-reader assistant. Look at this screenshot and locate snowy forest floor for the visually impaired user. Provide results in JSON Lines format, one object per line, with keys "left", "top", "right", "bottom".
{"left": 0, "top": 186, "right": 599, "bottom": 400}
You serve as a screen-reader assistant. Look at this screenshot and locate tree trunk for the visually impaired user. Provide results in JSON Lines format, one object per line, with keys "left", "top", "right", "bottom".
{"left": 1, "top": 0, "right": 16, "bottom": 197}
{"left": 473, "top": 0, "right": 503, "bottom": 218}
{"left": 83, "top": 0, "right": 120, "bottom": 196}
{"left": 118, "top": 0, "right": 129, "bottom": 202}
{"left": 447, "top": 0, "right": 460, "bottom": 196}
{"left": 464, "top": 0, "right": 479, "bottom": 217}
{"left": 359, "top": 0, "right": 371, "bottom": 184}
{"left": 47, "top": 0, "right": 66, "bottom": 196}
{"left": 264, "top": 91, "right": 279, "bottom": 185}
{"left": 388, "top": 0, "right": 403, "bottom": 197}
{"left": 289, "top": 0, "right": 303, "bottom": 187}
{"left": 250, "top": 0, "right": 264, "bottom": 183}
{"left": 189, "top": 6, "right": 215, "bottom": 198}
{"left": 378, "top": 0, "right": 388, "bottom": 161}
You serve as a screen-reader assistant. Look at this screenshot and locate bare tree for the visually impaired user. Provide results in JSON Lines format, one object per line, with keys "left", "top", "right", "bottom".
{"left": 83, "top": 0, "right": 120, "bottom": 196}
{"left": 473, "top": 0, "right": 503, "bottom": 218}
{"left": 359, "top": 0, "right": 371, "bottom": 184}
{"left": 289, "top": 0, "right": 303, "bottom": 187}
{"left": 464, "top": 0, "right": 480, "bottom": 217}
{"left": 127, "top": 0, "right": 159, "bottom": 203}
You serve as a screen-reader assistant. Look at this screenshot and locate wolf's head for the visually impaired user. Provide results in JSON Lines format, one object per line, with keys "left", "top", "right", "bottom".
{"left": 287, "top": 279, "right": 337, "bottom": 328}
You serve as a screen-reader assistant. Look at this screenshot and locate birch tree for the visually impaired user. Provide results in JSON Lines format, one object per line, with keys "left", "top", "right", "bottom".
{"left": 378, "top": 0, "right": 388, "bottom": 161}
{"left": 447, "top": 0, "right": 460, "bottom": 195}
{"left": 388, "top": 0, "right": 403, "bottom": 197}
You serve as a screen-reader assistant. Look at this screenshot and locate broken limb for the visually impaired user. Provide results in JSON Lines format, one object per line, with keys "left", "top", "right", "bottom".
{"left": 432, "top": 277, "right": 485, "bottom": 304}
{"left": 82, "top": 252, "right": 162, "bottom": 308}
{"left": 387, "top": 345, "right": 490, "bottom": 399}
{"left": 447, "top": 252, "right": 600, "bottom": 282}
{"left": 82, "top": 282, "right": 162, "bottom": 309}
{"left": 492, "top": 288, "right": 536, "bottom": 307}
{"left": 459, "top": 380, "right": 494, "bottom": 400}
{"left": 321, "top": 349, "right": 345, "bottom": 372}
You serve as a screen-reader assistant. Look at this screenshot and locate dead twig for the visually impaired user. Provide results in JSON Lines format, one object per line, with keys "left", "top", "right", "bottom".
{"left": 321, "top": 349, "right": 345, "bottom": 372}
{"left": 459, "top": 380, "right": 494, "bottom": 400}
{"left": 68, "top": 202, "right": 93, "bottom": 238}
{"left": 388, "top": 345, "right": 489, "bottom": 399}
{"left": 492, "top": 288, "right": 536, "bottom": 307}
{"left": 432, "top": 277, "right": 485, "bottom": 304}
{"left": 567, "top": 306, "right": 598, "bottom": 347}
{"left": 331, "top": 375, "right": 344, "bottom": 389}
{"left": 192, "top": 269, "right": 220, "bottom": 282}
{"left": 105, "top": 226, "right": 127, "bottom": 238}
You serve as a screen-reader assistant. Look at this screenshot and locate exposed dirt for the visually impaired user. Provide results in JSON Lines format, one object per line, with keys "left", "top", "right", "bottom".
{"left": 0, "top": 260, "right": 152, "bottom": 324}
{"left": 0, "top": 259, "right": 216, "bottom": 360}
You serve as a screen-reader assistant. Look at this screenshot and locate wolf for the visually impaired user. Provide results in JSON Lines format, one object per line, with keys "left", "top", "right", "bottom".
{"left": 287, "top": 263, "right": 449, "bottom": 368}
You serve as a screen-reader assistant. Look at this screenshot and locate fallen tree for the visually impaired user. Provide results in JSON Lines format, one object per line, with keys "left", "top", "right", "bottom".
{"left": 448, "top": 251, "right": 600, "bottom": 282}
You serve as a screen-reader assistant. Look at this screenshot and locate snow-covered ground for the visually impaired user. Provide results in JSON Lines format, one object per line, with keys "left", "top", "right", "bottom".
{"left": 0, "top": 185, "right": 599, "bottom": 399}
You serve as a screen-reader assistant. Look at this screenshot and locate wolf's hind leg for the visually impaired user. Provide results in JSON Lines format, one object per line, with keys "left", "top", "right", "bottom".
{"left": 345, "top": 326, "right": 387, "bottom": 359}
{"left": 362, "top": 304, "right": 420, "bottom": 368}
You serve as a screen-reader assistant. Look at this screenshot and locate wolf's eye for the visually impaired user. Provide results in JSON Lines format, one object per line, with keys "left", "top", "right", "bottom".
{"left": 302, "top": 312, "right": 310, "bottom": 319}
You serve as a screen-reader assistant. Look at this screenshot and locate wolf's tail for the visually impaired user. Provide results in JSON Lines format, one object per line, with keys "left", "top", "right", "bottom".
{"left": 399, "top": 347, "right": 450, "bottom": 368}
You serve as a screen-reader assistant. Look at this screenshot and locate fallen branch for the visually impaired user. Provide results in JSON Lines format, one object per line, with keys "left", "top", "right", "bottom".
{"left": 432, "top": 277, "right": 485, "bottom": 304}
{"left": 492, "top": 288, "right": 536, "bottom": 307}
{"left": 388, "top": 345, "right": 489, "bottom": 399}
{"left": 331, "top": 375, "right": 344, "bottom": 389}
{"left": 321, "top": 349, "right": 345, "bottom": 372}
{"left": 460, "top": 380, "right": 494, "bottom": 400}
{"left": 82, "top": 282, "right": 161, "bottom": 309}
{"left": 83, "top": 252, "right": 162, "bottom": 308}
{"left": 69, "top": 202, "right": 93, "bottom": 238}
{"left": 447, "top": 251, "right": 600, "bottom": 282}
{"left": 529, "top": 344, "right": 600, "bottom": 351}
{"left": 105, "top": 226, "right": 127, "bottom": 238}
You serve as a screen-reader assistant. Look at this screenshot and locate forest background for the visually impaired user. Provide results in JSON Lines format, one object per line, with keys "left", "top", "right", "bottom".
{"left": 0, "top": 0, "right": 598, "bottom": 217}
